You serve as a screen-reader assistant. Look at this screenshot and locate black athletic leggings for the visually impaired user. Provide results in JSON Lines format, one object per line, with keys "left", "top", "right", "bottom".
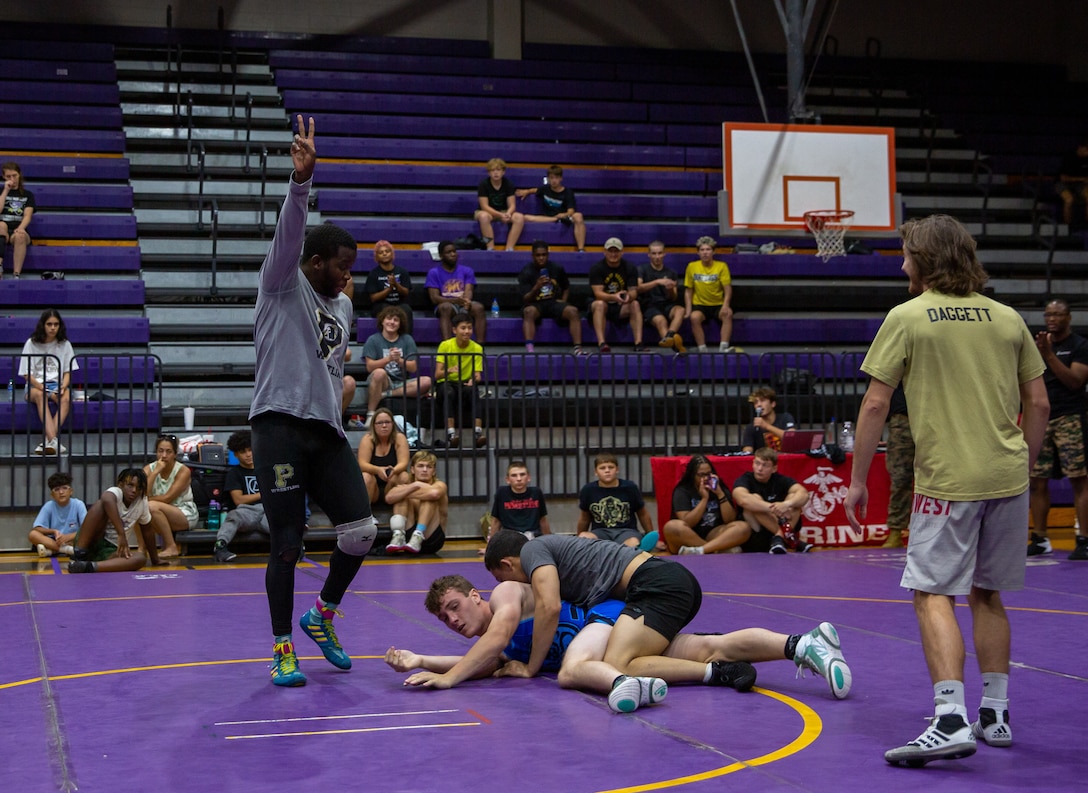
{"left": 252, "top": 412, "right": 372, "bottom": 637}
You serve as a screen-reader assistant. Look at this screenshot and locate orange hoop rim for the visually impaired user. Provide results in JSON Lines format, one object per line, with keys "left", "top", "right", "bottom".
{"left": 804, "top": 209, "right": 855, "bottom": 231}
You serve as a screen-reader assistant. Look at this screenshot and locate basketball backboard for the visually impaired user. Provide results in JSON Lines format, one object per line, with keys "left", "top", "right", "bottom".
{"left": 721, "top": 122, "right": 898, "bottom": 233}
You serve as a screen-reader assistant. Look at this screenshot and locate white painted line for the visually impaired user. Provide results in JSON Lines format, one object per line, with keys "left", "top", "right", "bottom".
{"left": 216, "top": 708, "right": 460, "bottom": 726}
{"left": 225, "top": 721, "right": 480, "bottom": 740}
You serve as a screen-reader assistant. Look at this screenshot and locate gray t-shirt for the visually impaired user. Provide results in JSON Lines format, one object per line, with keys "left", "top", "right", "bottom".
{"left": 520, "top": 534, "right": 641, "bottom": 608}
{"left": 361, "top": 331, "right": 419, "bottom": 388}
{"left": 249, "top": 177, "right": 354, "bottom": 437}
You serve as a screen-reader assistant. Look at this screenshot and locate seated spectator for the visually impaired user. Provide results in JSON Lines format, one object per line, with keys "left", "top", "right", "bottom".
{"left": 362, "top": 305, "right": 431, "bottom": 426}
{"left": 68, "top": 468, "right": 162, "bottom": 573}
{"left": 474, "top": 157, "right": 525, "bottom": 251}
{"left": 663, "top": 454, "right": 749, "bottom": 554}
{"left": 482, "top": 460, "right": 552, "bottom": 553}
{"left": 29, "top": 471, "right": 86, "bottom": 558}
{"left": 741, "top": 386, "right": 796, "bottom": 453}
{"left": 385, "top": 450, "right": 449, "bottom": 555}
{"left": 433, "top": 312, "right": 486, "bottom": 449}
{"left": 212, "top": 430, "right": 268, "bottom": 564}
{"left": 589, "top": 237, "right": 647, "bottom": 353}
{"left": 1057, "top": 140, "right": 1088, "bottom": 228}
{"left": 356, "top": 406, "right": 411, "bottom": 509}
{"left": 732, "top": 448, "right": 813, "bottom": 554}
{"left": 637, "top": 240, "right": 686, "bottom": 353}
{"left": 684, "top": 236, "right": 735, "bottom": 352}
{"left": 19, "top": 308, "right": 78, "bottom": 455}
{"left": 364, "top": 240, "right": 413, "bottom": 333}
{"left": 514, "top": 164, "right": 587, "bottom": 251}
{"left": 577, "top": 453, "right": 657, "bottom": 549}
{"left": 518, "top": 240, "right": 584, "bottom": 354}
{"left": 143, "top": 433, "right": 193, "bottom": 558}
{"left": 340, "top": 273, "right": 360, "bottom": 425}
{"left": 426, "top": 240, "right": 486, "bottom": 343}
{"left": 1, "top": 160, "right": 35, "bottom": 280}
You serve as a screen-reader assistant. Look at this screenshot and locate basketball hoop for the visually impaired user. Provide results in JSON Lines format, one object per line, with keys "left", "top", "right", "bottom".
{"left": 804, "top": 210, "right": 855, "bottom": 262}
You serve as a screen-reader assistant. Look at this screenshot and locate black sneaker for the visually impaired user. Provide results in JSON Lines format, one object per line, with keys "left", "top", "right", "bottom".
{"left": 1027, "top": 532, "right": 1052, "bottom": 556}
{"left": 768, "top": 536, "right": 787, "bottom": 555}
{"left": 708, "top": 660, "right": 757, "bottom": 692}
{"left": 214, "top": 544, "right": 237, "bottom": 564}
{"left": 68, "top": 560, "right": 95, "bottom": 574}
{"left": 796, "top": 541, "right": 814, "bottom": 553}
{"left": 1069, "top": 537, "right": 1088, "bottom": 561}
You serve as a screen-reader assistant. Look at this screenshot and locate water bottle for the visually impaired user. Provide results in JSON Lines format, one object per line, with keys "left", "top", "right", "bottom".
{"left": 206, "top": 493, "right": 221, "bottom": 532}
{"left": 491, "top": 298, "right": 500, "bottom": 318}
{"left": 6, "top": 379, "right": 12, "bottom": 402}
{"left": 840, "top": 421, "right": 855, "bottom": 452}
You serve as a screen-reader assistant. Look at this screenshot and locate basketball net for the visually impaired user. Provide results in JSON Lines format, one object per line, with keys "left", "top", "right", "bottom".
{"left": 804, "top": 210, "right": 855, "bottom": 262}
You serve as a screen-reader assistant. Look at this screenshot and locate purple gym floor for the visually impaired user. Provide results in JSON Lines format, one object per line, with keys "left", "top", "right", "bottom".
{"left": 3, "top": 546, "right": 1086, "bottom": 793}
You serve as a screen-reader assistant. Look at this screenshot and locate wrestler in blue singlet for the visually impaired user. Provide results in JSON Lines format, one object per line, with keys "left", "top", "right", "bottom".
{"left": 503, "top": 599, "right": 624, "bottom": 672}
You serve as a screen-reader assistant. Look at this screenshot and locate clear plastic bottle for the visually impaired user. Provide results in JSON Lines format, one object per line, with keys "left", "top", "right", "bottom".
{"left": 491, "top": 298, "right": 500, "bottom": 318}
{"left": 206, "top": 496, "right": 221, "bottom": 532}
{"left": 840, "top": 421, "right": 855, "bottom": 452}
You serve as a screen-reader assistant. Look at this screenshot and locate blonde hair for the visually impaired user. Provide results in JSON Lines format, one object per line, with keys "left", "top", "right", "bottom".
{"left": 486, "top": 158, "right": 507, "bottom": 171}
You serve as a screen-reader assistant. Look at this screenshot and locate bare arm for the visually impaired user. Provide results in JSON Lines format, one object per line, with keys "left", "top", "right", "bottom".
{"left": 1020, "top": 376, "right": 1050, "bottom": 469}
{"left": 146, "top": 464, "right": 192, "bottom": 503}
{"left": 636, "top": 506, "right": 655, "bottom": 535}
{"left": 845, "top": 378, "right": 895, "bottom": 530}
{"left": 524, "top": 566, "right": 562, "bottom": 677}
{"left": 576, "top": 509, "right": 590, "bottom": 533}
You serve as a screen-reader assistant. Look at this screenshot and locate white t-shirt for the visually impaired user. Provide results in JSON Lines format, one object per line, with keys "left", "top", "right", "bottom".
{"left": 18, "top": 339, "right": 79, "bottom": 385}
{"left": 104, "top": 486, "right": 152, "bottom": 547}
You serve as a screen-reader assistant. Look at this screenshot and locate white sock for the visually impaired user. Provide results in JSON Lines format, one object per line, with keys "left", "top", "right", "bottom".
{"left": 934, "top": 679, "right": 967, "bottom": 718}
{"left": 390, "top": 515, "right": 406, "bottom": 533}
{"left": 980, "top": 672, "right": 1008, "bottom": 701}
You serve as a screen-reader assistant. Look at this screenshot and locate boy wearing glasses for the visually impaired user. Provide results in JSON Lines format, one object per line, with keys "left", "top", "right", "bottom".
{"left": 29, "top": 472, "right": 86, "bottom": 557}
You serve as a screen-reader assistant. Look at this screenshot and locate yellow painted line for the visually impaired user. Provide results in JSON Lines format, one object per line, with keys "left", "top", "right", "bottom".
{"left": 596, "top": 687, "right": 821, "bottom": 793}
{"left": 31, "top": 239, "right": 138, "bottom": 247}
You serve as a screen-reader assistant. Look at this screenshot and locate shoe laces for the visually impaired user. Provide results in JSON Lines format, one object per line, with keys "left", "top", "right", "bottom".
{"left": 273, "top": 642, "right": 300, "bottom": 674}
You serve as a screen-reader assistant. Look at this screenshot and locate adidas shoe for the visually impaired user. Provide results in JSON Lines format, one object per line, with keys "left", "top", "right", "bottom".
{"left": 385, "top": 529, "right": 407, "bottom": 554}
{"left": 768, "top": 536, "right": 787, "bottom": 555}
{"left": 885, "top": 713, "right": 976, "bottom": 766}
{"left": 270, "top": 640, "right": 307, "bottom": 687}
{"left": 971, "top": 705, "right": 1012, "bottom": 747}
{"left": 708, "top": 660, "right": 757, "bottom": 692}
{"left": 405, "top": 531, "right": 424, "bottom": 554}
{"left": 608, "top": 675, "right": 668, "bottom": 713}
{"left": 299, "top": 608, "right": 352, "bottom": 669}
{"left": 794, "top": 622, "right": 852, "bottom": 699}
{"left": 1027, "top": 532, "right": 1052, "bottom": 556}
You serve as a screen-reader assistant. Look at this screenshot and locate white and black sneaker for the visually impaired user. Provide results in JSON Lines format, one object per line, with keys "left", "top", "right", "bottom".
{"left": 971, "top": 704, "right": 1012, "bottom": 747}
{"left": 885, "top": 713, "right": 976, "bottom": 767}
{"left": 607, "top": 675, "right": 667, "bottom": 713}
{"left": 1026, "top": 532, "right": 1052, "bottom": 556}
{"left": 768, "top": 536, "right": 788, "bottom": 555}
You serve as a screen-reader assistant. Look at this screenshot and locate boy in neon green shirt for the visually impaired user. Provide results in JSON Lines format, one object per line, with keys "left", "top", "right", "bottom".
{"left": 434, "top": 312, "right": 486, "bottom": 448}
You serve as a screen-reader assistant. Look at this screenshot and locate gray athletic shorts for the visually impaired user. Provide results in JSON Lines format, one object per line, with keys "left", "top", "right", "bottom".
{"left": 901, "top": 490, "right": 1028, "bottom": 596}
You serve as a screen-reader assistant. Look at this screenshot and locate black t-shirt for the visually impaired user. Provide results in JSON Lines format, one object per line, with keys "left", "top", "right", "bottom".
{"left": 517, "top": 260, "right": 571, "bottom": 304}
{"left": 491, "top": 485, "right": 548, "bottom": 533}
{"left": 1059, "top": 153, "right": 1088, "bottom": 180}
{"left": 741, "top": 412, "right": 796, "bottom": 451}
{"left": 589, "top": 259, "right": 639, "bottom": 296}
{"left": 1044, "top": 332, "right": 1088, "bottom": 417}
{"left": 637, "top": 263, "right": 682, "bottom": 310}
{"left": 578, "top": 479, "right": 644, "bottom": 530}
{"left": 537, "top": 185, "right": 576, "bottom": 216}
{"left": 364, "top": 265, "right": 412, "bottom": 305}
{"left": 671, "top": 483, "right": 730, "bottom": 535}
{"left": 733, "top": 470, "right": 797, "bottom": 506}
{"left": 224, "top": 465, "right": 261, "bottom": 509}
{"left": 478, "top": 177, "right": 516, "bottom": 212}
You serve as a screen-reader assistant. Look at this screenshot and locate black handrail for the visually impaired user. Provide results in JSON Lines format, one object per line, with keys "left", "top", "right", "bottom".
{"left": 184, "top": 91, "right": 195, "bottom": 171}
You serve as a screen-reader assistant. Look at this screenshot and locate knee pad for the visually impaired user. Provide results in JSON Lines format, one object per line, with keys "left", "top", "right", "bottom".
{"left": 390, "top": 514, "right": 407, "bottom": 533}
{"left": 336, "top": 516, "right": 377, "bottom": 556}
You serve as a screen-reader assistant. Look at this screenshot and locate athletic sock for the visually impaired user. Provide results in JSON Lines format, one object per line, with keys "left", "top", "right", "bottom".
{"left": 702, "top": 663, "right": 714, "bottom": 684}
{"left": 414, "top": 524, "right": 427, "bottom": 536}
{"left": 934, "top": 679, "right": 967, "bottom": 717}
{"left": 783, "top": 633, "right": 802, "bottom": 661}
{"left": 980, "top": 672, "right": 1009, "bottom": 701}
{"left": 274, "top": 633, "right": 292, "bottom": 650}
{"left": 312, "top": 598, "right": 337, "bottom": 620}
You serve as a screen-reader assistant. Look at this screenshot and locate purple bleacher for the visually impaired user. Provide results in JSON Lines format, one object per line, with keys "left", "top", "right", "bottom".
{"left": 0, "top": 104, "right": 123, "bottom": 129}
{"left": 22, "top": 246, "right": 141, "bottom": 272}
{"left": 30, "top": 185, "right": 134, "bottom": 210}
{"left": 633, "top": 83, "right": 760, "bottom": 105}
{"left": 0, "top": 41, "right": 115, "bottom": 62}
{"left": 30, "top": 215, "right": 137, "bottom": 240}
{"left": 276, "top": 69, "right": 626, "bottom": 102}
{"left": 337, "top": 218, "right": 718, "bottom": 248}
{"left": 11, "top": 156, "right": 130, "bottom": 181}
{"left": 0, "top": 400, "right": 161, "bottom": 433}
{"left": 0, "top": 355, "right": 157, "bottom": 385}
{"left": 357, "top": 317, "right": 878, "bottom": 347}
{"left": 0, "top": 317, "right": 149, "bottom": 346}
{"left": 0, "top": 82, "right": 120, "bottom": 104}
{"left": 315, "top": 163, "right": 709, "bottom": 194}
{"left": 0, "top": 58, "right": 117, "bottom": 82}
{"left": 319, "top": 189, "right": 715, "bottom": 220}
{"left": 0, "top": 129, "right": 125, "bottom": 154}
{"left": 0, "top": 280, "right": 144, "bottom": 307}
{"left": 314, "top": 136, "right": 686, "bottom": 168}
{"left": 309, "top": 113, "right": 667, "bottom": 144}
{"left": 724, "top": 253, "right": 905, "bottom": 278}
{"left": 271, "top": 49, "right": 602, "bottom": 81}
{"left": 283, "top": 89, "right": 648, "bottom": 123}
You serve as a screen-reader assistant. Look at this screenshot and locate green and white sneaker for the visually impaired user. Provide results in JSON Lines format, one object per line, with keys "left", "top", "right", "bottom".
{"left": 794, "top": 622, "right": 852, "bottom": 699}
{"left": 608, "top": 675, "right": 667, "bottom": 713}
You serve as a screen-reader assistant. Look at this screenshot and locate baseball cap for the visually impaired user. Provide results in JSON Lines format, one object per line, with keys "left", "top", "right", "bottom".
{"left": 604, "top": 237, "right": 623, "bottom": 251}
